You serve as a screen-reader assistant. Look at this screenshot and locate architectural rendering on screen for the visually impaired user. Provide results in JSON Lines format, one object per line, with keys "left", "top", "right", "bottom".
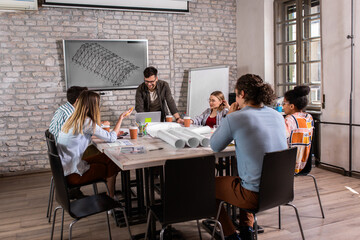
{"left": 72, "top": 43, "right": 139, "bottom": 86}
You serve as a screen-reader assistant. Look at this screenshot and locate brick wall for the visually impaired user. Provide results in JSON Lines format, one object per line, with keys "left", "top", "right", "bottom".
{"left": 0, "top": 0, "right": 237, "bottom": 175}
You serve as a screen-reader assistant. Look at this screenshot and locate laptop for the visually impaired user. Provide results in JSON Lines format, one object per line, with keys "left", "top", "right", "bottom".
{"left": 135, "top": 111, "right": 162, "bottom": 124}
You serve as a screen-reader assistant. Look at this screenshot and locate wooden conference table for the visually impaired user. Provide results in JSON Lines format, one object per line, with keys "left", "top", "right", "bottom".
{"left": 92, "top": 132, "right": 236, "bottom": 233}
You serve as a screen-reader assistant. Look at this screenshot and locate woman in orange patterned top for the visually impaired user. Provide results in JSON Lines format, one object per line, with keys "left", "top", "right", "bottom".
{"left": 283, "top": 86, "right": 314, "bottom": 173}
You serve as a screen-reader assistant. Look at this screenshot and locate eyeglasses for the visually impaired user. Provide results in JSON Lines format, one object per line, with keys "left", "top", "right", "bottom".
{"left": 145, "top": 80, "right": 156, "bottom": 84}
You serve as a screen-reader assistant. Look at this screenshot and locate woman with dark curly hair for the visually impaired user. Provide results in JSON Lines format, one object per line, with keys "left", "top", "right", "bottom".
{"left": 210, "top": 74, "right": 287, "bottom": 240}
{"left": 283, "top": 86, "right": 314, "bottom": 173}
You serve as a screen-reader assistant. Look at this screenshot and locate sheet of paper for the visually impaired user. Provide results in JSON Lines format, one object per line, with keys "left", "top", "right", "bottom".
{"left": 107, "top": 140, "right": 134, "bottom": 147}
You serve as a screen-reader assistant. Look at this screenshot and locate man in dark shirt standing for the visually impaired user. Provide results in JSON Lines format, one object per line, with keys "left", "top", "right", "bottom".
{"left": 135, "top": 66, "right": 183, "bottom": 123}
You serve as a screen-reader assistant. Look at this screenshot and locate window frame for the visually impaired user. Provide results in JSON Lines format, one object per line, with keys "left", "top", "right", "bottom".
{"left": 274, "top": 0, "right": 322, "bottom": 110}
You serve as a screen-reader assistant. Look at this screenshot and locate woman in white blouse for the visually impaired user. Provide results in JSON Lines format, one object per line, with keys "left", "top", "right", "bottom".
{"left": 57, "top": 90, "right": 132, "bottom": 198}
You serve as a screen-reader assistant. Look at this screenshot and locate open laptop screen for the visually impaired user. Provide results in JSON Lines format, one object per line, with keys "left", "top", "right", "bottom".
{"left": 135, "top": 111, "right": 161, "bottom": 124}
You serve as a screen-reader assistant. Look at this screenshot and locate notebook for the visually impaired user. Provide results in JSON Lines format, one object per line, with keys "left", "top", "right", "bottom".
{"left": 135, "top": 111, "right": 161, "bottom": 124}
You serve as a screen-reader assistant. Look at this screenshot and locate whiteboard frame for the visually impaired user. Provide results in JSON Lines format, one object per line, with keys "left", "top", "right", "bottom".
{"left": 187, "top": 65, "right": 229, "bottom": 118}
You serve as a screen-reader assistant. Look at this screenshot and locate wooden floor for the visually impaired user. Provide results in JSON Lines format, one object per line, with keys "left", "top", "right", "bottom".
{"left": 0, "top": 167, "right": 360, "bottom": 240}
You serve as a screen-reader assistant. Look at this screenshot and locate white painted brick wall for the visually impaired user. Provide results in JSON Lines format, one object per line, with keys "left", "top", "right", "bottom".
{"left": 0, "top": 0, "right": 237, "bottom": 174}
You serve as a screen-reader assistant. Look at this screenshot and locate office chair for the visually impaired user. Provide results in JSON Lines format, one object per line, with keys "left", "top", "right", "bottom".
{"left": 48, "top": 152, "right": 133, "bottom": 240}
{"left": 145, "top": 156, "right": 224, "bottom": 240}
{"left": 215, "top": 148, "right": 305, "bottom": 240}
{"left": 45, "top": 129, "right": 106, "bottom": 223}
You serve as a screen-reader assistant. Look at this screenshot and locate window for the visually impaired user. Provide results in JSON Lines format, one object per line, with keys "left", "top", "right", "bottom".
{"left": 274, "top": 0, "right": 321, "bottom": 109}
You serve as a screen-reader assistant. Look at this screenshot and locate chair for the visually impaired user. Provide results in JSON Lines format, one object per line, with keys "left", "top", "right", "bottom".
{"left": 45, "top": 129, "right": 106, "bottom": 223}
{"left": 48, "top": 152, "right": 133, "bottom": 240}
{"left": 215, "top": 148, "right": 305, "bottom": 240}
{"left": 294, "top": 145, "right": 325, "bottom": 218}
{"left": 145, "top": 156, "right": 225, "bottom": 240}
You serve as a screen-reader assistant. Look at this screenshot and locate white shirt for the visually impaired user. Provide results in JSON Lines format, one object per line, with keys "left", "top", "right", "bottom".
{"left": 56, "top": 118, "right": 117, "bottom": 176}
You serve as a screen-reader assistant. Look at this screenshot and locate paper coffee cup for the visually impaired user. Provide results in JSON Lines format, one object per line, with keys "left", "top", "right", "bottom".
{"left": 166, "top": 115, "right": 173, "bottom": 122}
{"left": 184, "top": 116, "right": 191, "bottom": 127}
{"left": 101, "top": 125, "right": 110, "bottom": 132}
{"left": 129, "top": 127, "right": 138, "bottom": 139}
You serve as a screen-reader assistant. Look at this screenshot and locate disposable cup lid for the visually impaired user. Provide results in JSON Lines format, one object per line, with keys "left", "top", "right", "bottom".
{"left": 184, "top": 116, "right": 191, "bottom": 119}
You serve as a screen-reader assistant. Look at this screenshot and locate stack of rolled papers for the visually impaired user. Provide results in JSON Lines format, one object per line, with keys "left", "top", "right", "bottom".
{"left": 157, "top": 130, "right": 185, "bottom": 149}
{"left": 180, "top": 128, "right": 210, "bottom": 147}
{"left": 155, "top": 125, "right": 211, "bottom": 148}
{"left": 168, "top": 129, "right": 199, "bottom": 148}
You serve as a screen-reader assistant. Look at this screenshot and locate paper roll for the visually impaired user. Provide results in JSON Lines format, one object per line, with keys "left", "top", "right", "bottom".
{"left": 191, "top": 126, "right": 212, "bottom": 135}
{"left": 168, "top": 129, "right": 200, "bottom": 148}
{"left": 181, "top": 128, "right": 210, "bottom": 147}
{"left": 157, "top": 130, "right": 185, "bottom": 149}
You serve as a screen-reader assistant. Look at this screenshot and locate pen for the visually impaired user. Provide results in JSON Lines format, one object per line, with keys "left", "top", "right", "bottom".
{"left": 149, "top": 147, "right": 164, "bottom": 151}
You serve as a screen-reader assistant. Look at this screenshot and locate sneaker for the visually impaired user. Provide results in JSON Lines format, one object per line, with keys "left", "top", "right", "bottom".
{"left": 254, "top": 225, "right": 264, "bottom": 234}
{"left": 239, "top": 226, "right": 255, "bottom": 240}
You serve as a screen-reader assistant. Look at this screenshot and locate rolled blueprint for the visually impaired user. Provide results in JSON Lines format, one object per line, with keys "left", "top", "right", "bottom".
{"left": 181, "top": 128, "right": 210, "bottom": 147}
{"left": 191, "top": 126, "right": 212, "bottom": 135}
{"left": 168, "top": 129, "right": 200, "bottom": 148}
{"left": 157, "top": 130, "right": 185, "bottom": 149}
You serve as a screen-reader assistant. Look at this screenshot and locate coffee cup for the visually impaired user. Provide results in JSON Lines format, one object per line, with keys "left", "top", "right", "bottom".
{"left": 166, "top": 115, "right": 173, "bottom": 122}
{"left": 184, "top": 116, "right": 191, "bottom": 127}
{"left": 101, "top": 125, "right": 110, "bottom": 132}
{"left": 129, "top": 127, "right": 138, "bottom": 139}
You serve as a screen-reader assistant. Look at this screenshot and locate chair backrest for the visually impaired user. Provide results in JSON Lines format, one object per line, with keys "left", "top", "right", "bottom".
{"left": 48, "top": 152, "right": 72, "bottom": 216}
{"left": 163, "top": 156, "right": 216, "bottom": 225}
{"left": 296, "top": 141, "right": 313, "bottom": 176}
{"left": 257, "top": 147, "right": 297, "bottom": 213}
{"left": 45, "top": 129, "right": 58, "bottom": 155}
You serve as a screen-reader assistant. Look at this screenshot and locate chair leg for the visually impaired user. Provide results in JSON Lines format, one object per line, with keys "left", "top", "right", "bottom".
{"left": 144, "top": 210, "right": 153, "bottom": 240}
{"left": 48, "top": 180, "right": 55, "bottom": 223}
{"left": 51, "top": 206, "right": 62, "bottom": 240}
{"left": 278, "top": 206, "right": 281, "bottom": 229}
{"left": 69, "top": 219, "right": 79, "bottom": 240}
{"left": 253, "top": 214, "right": 258, "bottom": 240}
{"left": 160, "top": 226, "right": 166, "bottom": 240}
{"left": 60, "top": 208, "right": 64, "bottom": 240}
{"left": 307, "top": 174, "right": 325, "bottom": 218}
{"left": 210, "top": 201, "right": 225, "bottom": 240}
{"left": 196, "top": 220, "right": 203, "bottom": 240}
{"left": 106, "top": 211, "right": 112, "bottom": 240}
{"left": 119, "top": 208, "right": 133, "bottom": 240}
{"left": 286, "top": 203, "right": 305, "bottom": 240}
{"left": 47, "top": 177, "right": 54, "bottom": 218}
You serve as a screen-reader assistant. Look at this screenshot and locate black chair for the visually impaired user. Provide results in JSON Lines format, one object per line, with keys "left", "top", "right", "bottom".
{"left": 294, "top": 145, "right": 325, "bottom": 218}
{"left": 145, "top": 156, "right": 224, "bottom": 240}
{"left": 48, "top": 152, "right": 133, "bottom": 240}
{"left": 45, "top": 129, "right": 106, "bottom": 223}
{"left": 215, "top": 148, "right": 305, "bottom": 240}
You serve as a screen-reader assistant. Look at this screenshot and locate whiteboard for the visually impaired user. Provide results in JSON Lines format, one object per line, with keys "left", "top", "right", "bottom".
{"left": 187, "top": 66, "right": 229, "bottom": 118}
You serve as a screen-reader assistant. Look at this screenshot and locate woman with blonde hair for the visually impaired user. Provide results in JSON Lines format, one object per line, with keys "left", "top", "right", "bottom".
{"left": 191, "top": 91, "right": 229, "bottom": 128}
{"left": 57, "top": 90, "right": 132, "bottom": 198}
